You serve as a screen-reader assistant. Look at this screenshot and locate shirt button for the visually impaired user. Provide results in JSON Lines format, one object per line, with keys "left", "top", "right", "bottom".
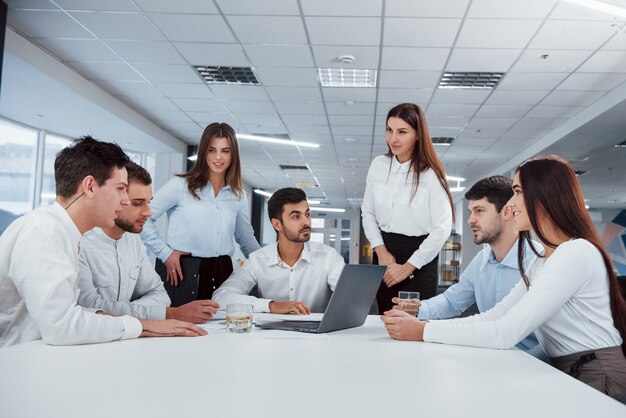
{"left": 211, "top": 278, "right": 215, "bottom": 282}
{"left": 212, "top": 286, "right": 216, "bottom": 290}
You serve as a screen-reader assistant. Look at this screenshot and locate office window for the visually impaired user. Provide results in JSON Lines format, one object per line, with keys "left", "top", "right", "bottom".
{"left": 0, "top": 120, "right": 38, "bottom": 216}
{"left": 40, "top": 134, "right": 71, "bottom": 207}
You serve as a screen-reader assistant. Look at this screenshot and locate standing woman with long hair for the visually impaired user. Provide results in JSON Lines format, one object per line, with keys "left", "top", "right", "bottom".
{"left": 382, "top": 155, "right": 626, "bottom": 401}
{"left": 362, "top": 103, "right": 454, "bottom": 312}
{"left": 142, "top": 123, "right": 260, "bottom": 307}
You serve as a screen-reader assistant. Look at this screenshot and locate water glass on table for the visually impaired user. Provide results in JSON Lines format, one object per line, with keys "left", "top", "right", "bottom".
{"left": 226, "top": 303, "right": 253, "bottom": 333}
{"left": 397, "top": 291, "right": 420, "bottom": 317}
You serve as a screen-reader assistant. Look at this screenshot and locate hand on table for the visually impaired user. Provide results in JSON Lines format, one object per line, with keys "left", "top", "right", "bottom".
{"left": 269, "top": 301, "right": 311, "bottom": 315}
{"left": 139, "top": 319, "right": 207, "bottom": 338}
{"left": 166, "top": 300, "right": 220, "bottom": 323}
{"left": 164, "top": 250, "right": 190, "bottom": 286}
{"left": 381, "top": 309, "right": 426, "bottom": 341}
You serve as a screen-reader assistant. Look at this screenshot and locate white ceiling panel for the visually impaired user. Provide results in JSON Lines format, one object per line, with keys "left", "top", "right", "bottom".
{"left": 306, "top": 17, "right": 381, "bottom": 46}
{"left": 135, "top": 0, "right": 219, "bottom": 13}
{"left": 282, "top": 115, "right": 329, "bottom": 125}
{"left": 385, "top": 0, "right": 469, "bottom": 18}
{"left": 254, "top": 68, "right": 319, "bottom": 87}
{"left": 431, "top": 89, "right": 491, "bottom": 105}
{"left": 328, "top": 115, "right": 373, "bottom": 126}
{"left": 456, "top": 19, "right": 542, "bottom": 49}
{"left": 485, "top": 90, "right": 549, "bottom": 105}
{"left": 428, "top": 103, "right": 480, "bottom": 117}
{"left": 578, "top": 51, "right": 626, "bottom": 73}
{"left": 8, "top": 10, "right": 94, "bottom": 38}
{"left": 556, "top": 73, "right": 626, "bottom": 91}
{"left": 513, "top": 117, "right": 566, "bottom": 131}
{"left": 141, "top": 109, "right": 193, "bottom": 122}
{"left": 156, "top": 83, "right": 214, "bottom": 99}
{"left": 475, "top": 104, "right": 533, "bottom": 118}
{"left": 266, "top": 87, "right": 322, "bottom": 101}
{"left": 36, "top": 38, "right": 120, "bottom": 62}
{"left": 210, "top": 85, "right": 269, "bottom": 101}
{"left": 601, "top": 32, "right": 626, "bottom": 51}
{"left": 288, "top": 125, "right": 331, "bottom": 135}
{"left": 322, "top": 87, "right": 377, "bottom": 102}
{"left": 70, "top": 12, "right": 165, "bottom": 41}
{"left": 244, "top": 45, "right": 314, "bottom": 68}
{"left": 225, "top": 101, "right": 276, "bottom": 114}
{"left": 273, "top": 101, "right": 326, "bottom": 115}
{"left": 512, "top": 49, "right": 593, "bottom": 72}
{"left": 5, "top": 0, "right": 59, "bottom": 10}
{"left": 189, "top": 112, "right": 240, "bottom": 128}
{"left": 228, "top": 16, "right": 307, "bottom": 44}
{"left": 54, "top": 0, "right": 138, "bottom": 12}
{"left": 149, "top": 14, "right": 235, "bottom": 43}
{"left": 68, "top": 61, "right": 143, "bottom": 81}
{"left": 133, "top": 63, "right": 201, "bottom": 83}
{"left": 446, "top": 48, "right": 521, "bottom": 72}
{"left": 383, "top": 18, "right": 461, "bottom": 47}
{"left": 466, "top": 117, "right": 518, "bottom": 130}
{"left": 427, "top": 116, "right": 470, "bottom": 129}
{"left": 540, "top": 90, "right": 606, "bottom": 106}
{"left": 325, "top": 102, "right": 376, "bottom": 115}
{"left": 331, "top": 125, "right": 373, "bottom": 135}
{"left": 528, "top": 20, "right": 615, "bottom": 50}
{"left": 170, "top": 98, "right": 227, "bottom": 112}
{"left": 99, "top": 80, "right": 164, "bottom": 98}
{"left": 106, "top": 40, "right": 185, "bottom": 64}
{"left": 381, "top": 47, "right": 450, "bottom": 70}
{"left": 549, "top": 0, "right": 626, "bottom": 20}
{"left": 174, "top": 42, "right": 248, "bottom": 66}
{"left": 217, "top": 0, "right": 300, "bottom": 15}
{"left": 467, "top": 0, "right": 557, "bottom": 18}
{"left": 311, "top": 45, "right": 380, "bottom": 68}
{"left": 377, "top": 88, "right": 433, "bottom": 104}
{"left": 378, "top": 70, "right": 440, "bottom": 88}
{"left": 497, "top": 72, "right": 569, "bottom": 90}
{"left": 524, "top": 105, "right": 585, "bottom": 119}
{"left": 301, "top": 0, "right": 382, "bottom": 16}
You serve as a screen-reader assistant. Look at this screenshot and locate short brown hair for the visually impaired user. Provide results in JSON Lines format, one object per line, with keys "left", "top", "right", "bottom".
{"left": 126, "top": 161, "right": 151, "bottom": 186}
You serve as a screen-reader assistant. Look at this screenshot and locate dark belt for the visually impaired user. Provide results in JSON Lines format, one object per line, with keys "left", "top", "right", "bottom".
{"left": 570, "top": 352, "right": 597, "bottom": 378}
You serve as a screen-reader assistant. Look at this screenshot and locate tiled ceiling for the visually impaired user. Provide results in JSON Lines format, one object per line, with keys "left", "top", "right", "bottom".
{"left": 4, "top": 0, "right": 626, "bottom": 210}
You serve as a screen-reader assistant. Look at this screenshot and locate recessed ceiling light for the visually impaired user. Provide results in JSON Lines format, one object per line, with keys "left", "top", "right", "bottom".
{"left": 615, "top": 140, "right": 626, "bottom": 148}
{"left": 237, "top": 133, "right": 320, "bottom": 148}
{"left": 318, "top": 68, "right": 377, "bottom": 87}
{"left": 253, "top": 189, "right": 272, "bottom": 197}
{"left": 563, "top": 0, "right": 626, "bottom": 19}
{"left": 432, "top": 137, "right": 455, "bottom": 146}
{"left": 347, "top": 157, "right": 359, "bottom": 162}
{"left": 345, "top": 138, "right": 358, "bottom": 144}
{"left": 338, "top": 55, "right": 355, "bottom": 64}
{"left": 194, "top": 66, "right": 259, "bottom": 85}
{"left": 439, "top": 72, "right": 504, "bottom": 90}
{"left": 310, "top": 207, "right": 346, "bottom": 213}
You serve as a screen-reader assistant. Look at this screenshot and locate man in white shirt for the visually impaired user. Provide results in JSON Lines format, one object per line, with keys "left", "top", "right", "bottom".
{"left": 0, "top": 136, "right": 205, "bottom": 347}
{"left": 213, "top": 188, "right": 345, "bottom": 314}
{"left": 78, "top": 162, "right": 219, "bottom": 323}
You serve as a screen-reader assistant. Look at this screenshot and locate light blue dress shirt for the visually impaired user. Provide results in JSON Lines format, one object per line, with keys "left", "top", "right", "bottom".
{"left": 419, "top": 240, "right": 549, "bottom": 361}
{"left": 141, "top": 177, "right": 260, "bottom": 262}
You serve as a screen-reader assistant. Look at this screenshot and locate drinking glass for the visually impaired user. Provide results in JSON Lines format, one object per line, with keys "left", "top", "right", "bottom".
{"left": 226, "top": 304, "right": 253, "bottom": 333}
{"left": 397, "top": 291, "right": 420, "bottom": 317}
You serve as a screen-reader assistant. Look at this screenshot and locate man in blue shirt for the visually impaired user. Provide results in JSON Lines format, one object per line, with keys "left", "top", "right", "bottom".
{"left": 394, "top": 175, "right": 548, "bottom": 361}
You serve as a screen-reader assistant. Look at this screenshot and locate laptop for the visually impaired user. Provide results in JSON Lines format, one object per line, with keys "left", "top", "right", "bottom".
{"left": 255, "top": 264, "right": 385, "bottom": 333}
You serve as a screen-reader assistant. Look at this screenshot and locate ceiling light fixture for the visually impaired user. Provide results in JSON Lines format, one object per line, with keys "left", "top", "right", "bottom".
{"left": 318, "top": 68, "right": 377, "bottom": 87}
{"left": 310, "top": 207, "right": 346, "bottom": 213}
{"left": 563, "top": 0, "right": 626, "bottom": 19}
{"left": 253, "top": 189, "right": 272, "bottom": 198}
{"left": 188, "top": 154, "right": 197, "bottom": 161}
{"left": 238, "top": 133, "right": 320, "bottom": 148}
{"left": 447, "top": 176, "right": 466, "bottom": 193}
{"left": 439, "top": 72, "right": 504, "bottom": 89}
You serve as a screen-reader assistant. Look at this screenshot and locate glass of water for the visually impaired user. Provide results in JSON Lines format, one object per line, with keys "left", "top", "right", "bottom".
{"left": 397, "top": 291, "right": 420, "bottom": 317}
{"left": 226, "top": 303, "right": 253, "bottom": 333}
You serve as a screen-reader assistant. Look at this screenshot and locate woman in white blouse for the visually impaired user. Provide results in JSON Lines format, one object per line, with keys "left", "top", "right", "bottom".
{"left": 361, "top": 103, "right": 454, "bottom": 312}
{"left": 382, "top": 155, "right": 626, "bottom": 401}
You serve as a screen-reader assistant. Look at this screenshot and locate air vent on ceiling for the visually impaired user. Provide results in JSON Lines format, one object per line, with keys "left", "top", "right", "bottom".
{"left": 317, "top": 68, "right": 377, "bottom": 87}
{"left": 574, "top": 170, "right": 587, "bottom": 176}
{"left": 615, "top": 140, "right": 626, "bottom": 148}
{"left": 194, "top": 66, "right": 259, "bottom": 85}
{"left": 279, "top": 164, "right": 309, "bottom": 170}
{"left": 438, "top": 72, "right": 504, "bottom": 90}
{"left": 432, "top": 137, "right": 455, "bottom": 145}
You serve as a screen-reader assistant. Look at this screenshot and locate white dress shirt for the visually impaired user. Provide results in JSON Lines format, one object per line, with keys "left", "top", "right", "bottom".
{"left": 424, "top": 239, "right": 623, "bottom": 358}
{"left": 361, "top": 155, "right": 452, "bottom": 268}
{"left": 213, "top": 241, "right": 345, "bottom": 313}
{"left": 0, "top": 203, "right": 142, "bottom": 347}
{"left": 78, "top": 228, "right": 170, "bottom": 320}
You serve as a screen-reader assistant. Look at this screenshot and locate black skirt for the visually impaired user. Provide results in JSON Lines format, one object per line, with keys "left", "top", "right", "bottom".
{"left": 156, "top": 255, "right": 233, "bottom": 307}
{"left": 373, "top": 231, "right": 439, "bottom": 313}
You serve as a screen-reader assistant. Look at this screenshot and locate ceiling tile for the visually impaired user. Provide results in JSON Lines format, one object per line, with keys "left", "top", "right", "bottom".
{"left": 217, "top": 0, "right": 299, "bottom": 15}
{"left": 467, "top": 0, "right": 557, "bottom": 18}
{"left": 174, "top": 42, "right": 249, "bottom": 66}
{"left": 456, "top": 19, "right": 542, "bottom": 49}
{"left": 228, "top": 16, "right": 307, "bottom": 44}
{"left": 311, "top": 46, "right": 380, "bottom": 68}
{"left": 266, "top": 87, "right": 323, "bottom": 101}
{"left": 273, "top": 101, "right": 326, "bottom": 115}
{"left": 244, "top": 45, "right": 314, "bottom": 68}
{"left": 325, "top": 102, "right": 376, "bottom": 114}
{"left": 133, "top": 63, "right": 202, "bottom": 83}
{"left": 170, "top": 98, "right": 227, "bottom": 112}
{"left": 99, "top": 80, "right": 164, "bottom": 98}
{"left": 225, "top": 101, "right": 276, "bottom": 114}
{"left": 70, "top": 11, "right": 165, "bottom": 41}
{"left": 524, "top": 105, "right": 585, "bottom": 119}
{"left": 550, "top": 0, "right": 626, "bottom": 21}
{"left": 210, "top": 85, "right": 270, "bottom": 101}
{"left": 512, "top": 49, "right": 593, "bottom": 72}
{"left": 378, "top": 70, "right": 440, "bottom": 88}
{"left": 475, "top": 104, "right": 533, "bottom": 118}
{"left": 106, "top": 40, "right": 186, "bottom": 64}
{"left": 328, "top": 115, "right": 373, "bottom": 126}
{"left": 466, "top": 117, "right": 517, "bottom": 130}
{"left": 54, "top": 0, "right": 139, "bottom": 11}
{"left": 431, "top": 89, "right": 491, "bottom": 105}
{"left": 301, "top": 0, "right": 382, "bottom": 16}
{"left": 135, "top": 0, "right": 219, "bottom": 13}
{"left": 446, "top": 48, "right": 521, "bottom": 72}
{"left": 36, "top": 38, "right": 120, "bottom": 62}
{"left": 149, "top": 14, "right": 235, "bottom": 43}
{"left": 557, "top": 73, "right": 626, "bottom": 91}
{"left": 306, "top": 17, "right": 381, "bottom": 46}
{"left": 68, "top": 61, "right": 143, "bottom": 81}
{"left": 428, "top": 103, "right": 480, "bottom": 117}
{"left": 384, "top": 18, "right": 461, "bottom": 47}
{"left": 5, "top": 0, "right": 59, "bottom": 10}
{"left": 578, "top": 51, "right": 626, "bottom": 73}
{"left": 255, "top": 68, "right": 319, "bottom": 87}
{"left": 156, "top": 83, "right": 215, "bottom": 99}
{"left": 497, "top": 72, "right": 569, "bottom": 90}
{"left": 331, "top": 125, "right": 373, "bottom": 135}
{"left": 381, "top": 47, "right": 450, "bottom": 70}
{"left": 7, "top": 10, "right": 94, "bottom": 38}
{"left": 540, "top": 90, "right": 606, "bottom": 106}
{"left": 322, "top": 87, "right": 377, "bottom": 102}
{"left": 377, "top": 88, "right": 433, "bottom": 104}
{"left": 385, "top": 0, "right": 470, "bottom": 18}
{"left": 528, "top": 20, "right": 614, "bottom": 50}
{"left": 485, "top": 89, "right": 549, "bottom": 105}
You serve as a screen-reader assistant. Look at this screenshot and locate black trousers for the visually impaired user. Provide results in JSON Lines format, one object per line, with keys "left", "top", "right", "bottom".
{"left": 373, "top": 231, "right": 438, "bottom": 313}
{"left": 156, "top": 255, "right": 233, "bottom": 307}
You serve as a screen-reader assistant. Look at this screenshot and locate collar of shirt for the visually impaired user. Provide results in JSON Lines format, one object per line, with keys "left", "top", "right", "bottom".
{"left": 267, "top": 242, "right": 312, "bottom": 268}
{"left": 200, "top": 183, "right": 232, "bottom": 198}
{"left": 90, "top": 227, "right": 122, "bottom": 247}
{"left": 482, "top": 240, "right": 520, "bottom": 269}
{"left": 51, "top": 201, "right": 82, "bottom": 245}
{"left": 390, "top": 155, "right": 412, "bottom": 174}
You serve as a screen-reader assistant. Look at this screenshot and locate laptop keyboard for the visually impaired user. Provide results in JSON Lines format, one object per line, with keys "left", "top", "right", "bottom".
{"left": 283, "top": 321, "right": 321, "bottom": 329}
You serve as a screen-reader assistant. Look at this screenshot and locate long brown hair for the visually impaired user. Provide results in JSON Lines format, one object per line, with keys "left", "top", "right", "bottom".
{"left": 385, "top": 103, "right": 455, "bottom": 220}
{"left": 516, "top": 155, "right": 626, "bottom": 356}
{"left": 177, "top": 122, "right": 243, "bottom": 199}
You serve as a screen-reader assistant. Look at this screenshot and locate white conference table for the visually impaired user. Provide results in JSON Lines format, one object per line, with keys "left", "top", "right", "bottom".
{"left": 1, "top": 314, "right": 625, "bottom": 418}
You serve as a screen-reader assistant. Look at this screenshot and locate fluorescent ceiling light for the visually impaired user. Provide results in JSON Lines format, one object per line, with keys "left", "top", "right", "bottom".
{"left": 310, "top": 207, "right": 346, "bottom": 213}
{"left": 446, "top": 176, "right": 466, "bottom": 182}
{"left": 318, "top": 68, "right": 377, "bottom": 87}
{"left": 447, "top": 176, "right": 466, "bottom": 193}
{"left": 253, "top": 189, "right": 272, "bottom": 197}
{"left": 237, "top": 133, "right": 320, "bottom": 148}
{"left": 450, "top": 187, "right": 467, "bottom": 193}
{"left": 563, "top": 0, "right": 626, "bottom": 18}
{"left": 307, "top": 200, "right": 321, "bottom": 205}
{"left": 188, "top": 154, "right": 197, "bottom": 161}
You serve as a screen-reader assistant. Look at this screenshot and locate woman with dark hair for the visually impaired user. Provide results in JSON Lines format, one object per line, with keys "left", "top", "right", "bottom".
{"left": 361, "top": 103, "right": 455, "bottom": 312}
{"left": 382, "top": 155, "right": 626, "bottom": 401}
{"left": 142, "top": 123, "right": 260, "bottom": 307}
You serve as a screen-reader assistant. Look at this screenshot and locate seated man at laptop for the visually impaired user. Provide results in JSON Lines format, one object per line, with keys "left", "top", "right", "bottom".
{"left": 78, "top": 162, "right": 219, "bottom": 323}
{"left": 391, "top": 176, "right": 547, "bottom": 360}
{"left": 213, "top": 188, "right": 345, "bottom": 314}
